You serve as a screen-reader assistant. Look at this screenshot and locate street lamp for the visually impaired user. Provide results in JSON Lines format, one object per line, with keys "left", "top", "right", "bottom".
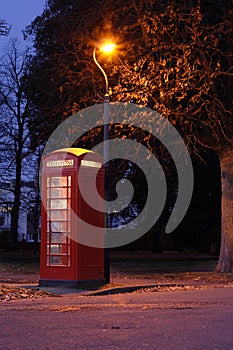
{"left": 93, "top": 42, "right": 116, "bottom": 162}
{"left": 93, "top": 41, "right": 116, "bottom": 284}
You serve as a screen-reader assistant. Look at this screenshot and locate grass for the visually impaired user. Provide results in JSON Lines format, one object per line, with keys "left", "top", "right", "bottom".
{"left": 0, "top": 250, "right": 40, "bottom": 274}
{"left": 110, "top": 250, "right": 219, "bottom": 275}
{"left": 110, "top": 259, "right": 218, "bottom": 274}
{"left": 0, "top": 249, "right": 232, "bottom": 284}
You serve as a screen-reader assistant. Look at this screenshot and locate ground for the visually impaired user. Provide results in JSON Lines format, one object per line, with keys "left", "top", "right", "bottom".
{"left": 1, "top": 250, "right": 233, "bottom": 349}
{"left": 0, "top": 250, "right": 232, "bottom": 301}
{"left": 1, "top": 282, "right": 233, "bottom": 349}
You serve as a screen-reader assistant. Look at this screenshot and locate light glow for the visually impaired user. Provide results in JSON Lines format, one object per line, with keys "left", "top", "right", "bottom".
{"left": 100, "top": 42, "right": 116, "bottom": 54}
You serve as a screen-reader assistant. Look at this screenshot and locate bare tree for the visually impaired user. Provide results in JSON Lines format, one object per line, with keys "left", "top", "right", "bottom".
{"left": 0, "top": 19, "right": 10, "bottom": 37}
{"left": 0, "top": 40, "right": 35, "bottom": 249}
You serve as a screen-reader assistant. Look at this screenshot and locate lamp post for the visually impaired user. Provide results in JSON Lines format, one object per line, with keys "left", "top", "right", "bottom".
{"left": 93, "top": 42, "right": 116, "bottom": 284}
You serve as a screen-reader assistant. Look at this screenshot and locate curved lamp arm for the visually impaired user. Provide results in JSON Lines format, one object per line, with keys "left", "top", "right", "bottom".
{"left": 93, "top": 47, "right": 109, "bottom": 96}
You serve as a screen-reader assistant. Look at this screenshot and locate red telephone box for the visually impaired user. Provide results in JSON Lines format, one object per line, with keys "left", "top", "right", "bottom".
{"left": 39, "top": 148, "right": 105, "bottom": 287}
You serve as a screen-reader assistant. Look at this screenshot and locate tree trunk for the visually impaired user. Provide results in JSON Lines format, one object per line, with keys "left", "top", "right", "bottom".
{"left": 216, "top": 147, "right": 233, "bottom": 273}
{"left": 9, "top": 149, "right": 22, "bottom": 250}
{"left": 9, "top": 201, "right": 20, "bottom": 250}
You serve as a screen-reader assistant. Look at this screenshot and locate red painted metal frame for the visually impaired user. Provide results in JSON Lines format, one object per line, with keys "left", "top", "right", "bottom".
{"left": 40, "top": 148, "right": 104, "bottom": 284}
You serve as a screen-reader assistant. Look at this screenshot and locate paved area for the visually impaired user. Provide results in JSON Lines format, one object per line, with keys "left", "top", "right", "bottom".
{"left": 1, "top": 251, "right": 232, "bottom": 349}
{"left": 1, "top": 284, "right": 233, "bottom": 350}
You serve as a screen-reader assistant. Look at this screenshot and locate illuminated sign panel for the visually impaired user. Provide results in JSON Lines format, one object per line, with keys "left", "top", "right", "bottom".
{"left": 46, "top": 159, "right": 74, "bottom": 168}
{"left": 81, "top": 160, "right": 101, "bottom": 168}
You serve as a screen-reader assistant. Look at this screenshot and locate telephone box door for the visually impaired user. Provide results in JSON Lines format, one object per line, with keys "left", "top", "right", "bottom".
{"left": 40, "top": 173, "right": 75, "bottom": 280}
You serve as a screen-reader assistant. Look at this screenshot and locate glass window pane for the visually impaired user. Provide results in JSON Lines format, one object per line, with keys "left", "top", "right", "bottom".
{"left": 50, "top": 256, "right": 62, "bottom": 265}
{"left": 50, "top": 188, "right": 68, "bottom": 198}
{"left": 51, "top": 177, "right": 68, "bottom": 187}
{"left": 50, "top": 244, "right": 62, "bottom": 254}
{"left": 51, "top": 199, "right": 68, "bottom": 209}
{"left": 50, "top": 210, "right": 67, "bottom": 221}
{"left": 50, "top": 232, "right": 67, "bottom": 243}
{"left": 51, "top": 221, "right": 67, "bottom": 232}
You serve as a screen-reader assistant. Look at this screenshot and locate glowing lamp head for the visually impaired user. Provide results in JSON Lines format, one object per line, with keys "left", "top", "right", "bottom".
{"left": 100, "top": 42, "right": 116, "bottom": 54}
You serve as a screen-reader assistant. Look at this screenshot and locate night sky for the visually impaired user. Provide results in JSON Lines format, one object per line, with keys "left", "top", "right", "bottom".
{"left": 0, "top": 0, "right": 45, "bottom": 51}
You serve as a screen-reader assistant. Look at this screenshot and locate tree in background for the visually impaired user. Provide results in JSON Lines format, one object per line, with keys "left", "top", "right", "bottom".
{"left": 112, "top": 1, "right": 233, "bottom": 272}
{"left": 0, "top": 19, "right": 10, "bottom": 37}
{"left": 0, "top": 40, "right": 35, "bottom": 249}
{"left": 24, "top": 0, "right": 233, "bottom": 271}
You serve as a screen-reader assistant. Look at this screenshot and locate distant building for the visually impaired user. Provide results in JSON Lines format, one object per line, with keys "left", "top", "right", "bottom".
{"left": 0, "top": 180, "right": 40, "bottom": 242}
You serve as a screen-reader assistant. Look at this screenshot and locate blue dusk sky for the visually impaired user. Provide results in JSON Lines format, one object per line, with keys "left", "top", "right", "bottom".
{"left": 0, "top": 0, "right": 46, "bottom": 51}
